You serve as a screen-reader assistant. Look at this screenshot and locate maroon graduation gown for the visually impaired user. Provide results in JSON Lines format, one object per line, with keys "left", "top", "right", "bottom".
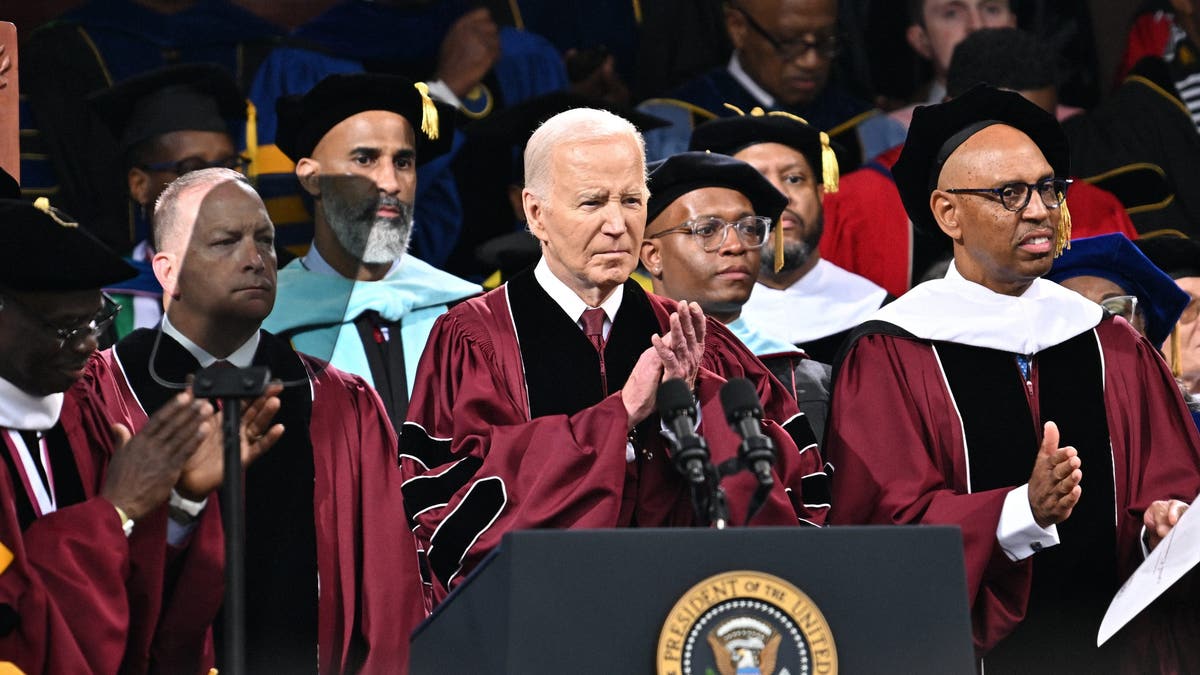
{"left": 0, "top": 376, "right": 177, "bottom": 674}
{"left": 87, "top": 330, "right": 425, "bottom": 674}
{"left": 827, "top": 315, "right": 1200, "bottom": 667}
{"left": 400, "top": 275, "right": 830, "bottom": 605}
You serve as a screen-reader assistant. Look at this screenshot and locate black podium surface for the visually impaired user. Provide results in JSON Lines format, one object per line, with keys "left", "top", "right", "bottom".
{"left": 410, "top": 526, "right": 975, "bottom": 674}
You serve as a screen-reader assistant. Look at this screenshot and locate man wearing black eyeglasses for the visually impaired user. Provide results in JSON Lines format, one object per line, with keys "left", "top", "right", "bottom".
{"left": 0, "top": 195, "right": 230, "bottom": 674}
{"left": 689, "top": 109, "right": 889, "bottom": 364}
{"left": 89, "top": 63, "right": 251, "bottom": 338}
{"left": 640, "top": 150, "right": 836, "bottom": 447}
{"left": 638, "top": 0, "right": 905, "bottom": 170}
{"left": 826, "top": 85, "right": 1200, "bottom": 671}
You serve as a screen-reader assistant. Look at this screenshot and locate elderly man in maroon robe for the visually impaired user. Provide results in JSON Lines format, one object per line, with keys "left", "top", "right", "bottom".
{"left": 400, "top": 107, "right": 829, "bottom": 606}
{"left": 0, "top": 195, "right": 224, "bottom": 674}
{"left": 826, "top": 85, "right": 1200, "bottom": 673}
{"left": 84, "top": 168, "right": 425, "bottom": 674}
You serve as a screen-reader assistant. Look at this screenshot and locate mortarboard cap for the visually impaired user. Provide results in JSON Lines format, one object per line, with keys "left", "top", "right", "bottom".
{"left": 689, "top": 106, "right": 841, "bottom": 192}
{"left": 0, "top": 199, "right": 136, "bottom": 291}
{"left": 275, "top": 73, "right": 457, "bottom": 164}
{"left": 89, "top": 63, "right": 246, "bottom": 152}
{"left": 893, "top": 85, "right": 1070, "bottom": 244}
{"left": 1134, "top": 235, "right": 1200, "bottom": 280}
{"left": 1046, "top": 233, "right": 1188, "bottom": 348}
{"left": 646, "top": 152, "right": 788, "bottom": 230}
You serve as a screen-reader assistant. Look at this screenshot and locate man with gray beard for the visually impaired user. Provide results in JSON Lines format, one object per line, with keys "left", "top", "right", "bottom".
{"left": 690, "top": 110, "right": 889, "bottom": 362}
{"left": 262, "top": 73, "right": 479, "bottom": 431}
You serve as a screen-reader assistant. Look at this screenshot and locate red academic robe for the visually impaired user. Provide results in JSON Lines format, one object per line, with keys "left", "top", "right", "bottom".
{"left": 827, "top": 316, "right": 1200, "bottom": 665}
{"left": 0, "top": 374, "right": 210, "bottom": 674}
{"left": 400, "top": 276, "right": 830, "bottom": 605}
{"left": 822, "top": 144, "right": 1140, "bottom": 297}
{"left": 86, "top": 331, "right": 425, "bottom": 675}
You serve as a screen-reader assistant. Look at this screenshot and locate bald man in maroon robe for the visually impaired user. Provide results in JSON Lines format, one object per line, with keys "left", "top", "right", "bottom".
{"left": 401, "top": 108, "right": 830, "bottom": 606}
{"left": 84, "top": 169, "right": 424, "bottom": 674}
{"left": 826, "top": 86, "right": 1200, "bottom": 672}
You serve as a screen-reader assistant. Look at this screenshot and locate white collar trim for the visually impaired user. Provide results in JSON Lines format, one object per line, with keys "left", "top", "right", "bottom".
{"left": 161, "top": 314, "right": 260, "bottom": 368}
{"left": 0, "top": 376, "right": 63, "bottom": 431}
{"left": 727, "top": 53, "right": 776, "bottom": 108}
{"left": 871, "top": 262, "right": 1103, "bottom": 354}
{"left": 533, "top": 257, "right": 624, "bottom": 328}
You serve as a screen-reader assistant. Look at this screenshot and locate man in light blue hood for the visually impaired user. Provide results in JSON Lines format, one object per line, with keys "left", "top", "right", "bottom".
{"left": 263, "top": 73, "right": 480, "bottom": 432}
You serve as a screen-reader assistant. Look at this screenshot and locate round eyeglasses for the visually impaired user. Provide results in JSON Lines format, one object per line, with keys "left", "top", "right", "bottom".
{"left": 1, "top": 292, "right": 121, "bottom": 350}
{"left": 1099, "top": 295, "right": 1141, "bottom": 322}
{"left": 646, "top": 215, "right": 773, "bottom": 252}
{"left": 945, "top": 178, "right": 1073, "bottom": 212}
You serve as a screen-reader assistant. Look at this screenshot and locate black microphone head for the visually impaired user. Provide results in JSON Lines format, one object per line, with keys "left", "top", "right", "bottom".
{"left": 656, "top": 378, "right": 696, "bottom": 418}
{"left": 719, "top": 377, "right": 763, "bottom": 424}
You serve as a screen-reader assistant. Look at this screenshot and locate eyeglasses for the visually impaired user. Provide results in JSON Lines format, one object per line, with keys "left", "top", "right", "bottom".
{"left": 1099, "top": 295, "right": 1141, "bottom": 322}
{"left": 945, "top": 178, "right": 1073, "bottom": 212}
{"left": 139, "top": 154, "right": 250, "bottom": 176}
{"left": 646, "top": 215, "right": 773, "bottom": 252}
{"left": 1, "top": 292, "right": 121, "bottom": 350}
{"left": 730, "top": 4, "right": 841, "bottom": 61}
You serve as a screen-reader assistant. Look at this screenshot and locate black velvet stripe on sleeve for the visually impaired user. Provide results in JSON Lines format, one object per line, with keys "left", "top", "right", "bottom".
{"left": 427, "top": 476, "right": 507, "bottom": 587}
{"left": 399, "top": 421, "right": 457, "bottom": 469}
{"left": 401, "top": 456, "right": 484, "bottom": 529}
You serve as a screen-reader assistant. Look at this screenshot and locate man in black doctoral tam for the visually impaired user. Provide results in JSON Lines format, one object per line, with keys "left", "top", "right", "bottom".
{"left": 85, "top": 168, "right": 427, "bottom": 673}
{"left": 826, "top": 84, "right": 1200, "bottom": 672}
{"left": 0, "top": 196, "right": 225, "bottom": 674}
{"left": 89, "top": 63, "right": 249, "bottom": 335}
{"left": 262, "top": 73, "right": 480, "bottom": 435}
{"left": 688, "top": 109, "right": 889, "bottom": 363}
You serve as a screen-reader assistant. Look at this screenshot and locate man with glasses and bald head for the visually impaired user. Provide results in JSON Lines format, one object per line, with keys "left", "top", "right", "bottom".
{"left": 827, "top": 85, "right": 1200, "bottom": 671}
{"left": 639, "top": 0, "right": 905, "bottom": 168}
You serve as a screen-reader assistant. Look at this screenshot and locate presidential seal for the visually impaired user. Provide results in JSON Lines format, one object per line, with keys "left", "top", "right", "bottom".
{"left": 656, "top": 571, "right": 836, "bottom": 675}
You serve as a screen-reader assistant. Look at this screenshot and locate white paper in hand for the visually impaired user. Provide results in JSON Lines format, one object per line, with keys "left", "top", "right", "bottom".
{"left": 1098, "top": 497, "right": 1200, "bottom": 646}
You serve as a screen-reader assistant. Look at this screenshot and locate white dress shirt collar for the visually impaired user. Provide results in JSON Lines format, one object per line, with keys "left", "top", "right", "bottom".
{"left": 0, "top": 376, "right": 63, "bottom": 431}
{"left": 161, "top": 314, "right": 260, "bottom": 368}
{"left": 533, "top": 257, "right": 624, "bottom": 338}
{"left": 728, "top": 53, "right": 776, "bottom": 108}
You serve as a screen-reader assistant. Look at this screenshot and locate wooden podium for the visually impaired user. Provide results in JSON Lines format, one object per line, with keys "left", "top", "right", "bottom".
{"left": 410, "top": 526, "right": 976, "bottom": 674}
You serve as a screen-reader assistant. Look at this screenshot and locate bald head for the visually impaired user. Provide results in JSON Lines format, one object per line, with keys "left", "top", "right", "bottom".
{"left": 154, "top": 167, "right": 254, "bottom": 254}
{"left": 932, "top": 123, "right": 1059, "bottom": 295}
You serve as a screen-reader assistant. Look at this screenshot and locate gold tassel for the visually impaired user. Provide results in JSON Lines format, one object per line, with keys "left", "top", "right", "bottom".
{"left": 244, "top": 99, "right": 259, "bottom": 182}
{"left": 722, "top": 102, "right": 747, "bottom": 116}
{"left": 1172, "top": 327, "right": 1183, "bottom": 379}
{"left": 1053, "top": 192, "right": 1072, "bottom": 257}
{"left": 773, "top": 216, "right": 784, "bottom": 273}
{"left": 33, "top": 198, "right": 76, "bottom": 228}
{"left": 819, "top": 131, "right": 839, "bottom": 193}
{"left": 414, "top": 82, "right": 440, "bottom": 141}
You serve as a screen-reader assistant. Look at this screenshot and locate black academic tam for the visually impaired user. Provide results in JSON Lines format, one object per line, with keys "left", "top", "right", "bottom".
{"left": 0, "top": 199, "right": 136, "bottom": 291}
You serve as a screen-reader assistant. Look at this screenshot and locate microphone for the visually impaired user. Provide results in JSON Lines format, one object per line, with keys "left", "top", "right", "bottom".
{"left": 656, "top": 378, "right": 709, "bottom": 486}
{"left": 719, "top": 378, "right": 776, "bottom": 489}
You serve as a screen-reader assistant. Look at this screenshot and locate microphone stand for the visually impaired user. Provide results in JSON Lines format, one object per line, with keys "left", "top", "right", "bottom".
{"left": 704, "top": 463, "right": 730, "bottom": 530}
{"left": 193, "top": 364, "right": 271, "bottom": 675}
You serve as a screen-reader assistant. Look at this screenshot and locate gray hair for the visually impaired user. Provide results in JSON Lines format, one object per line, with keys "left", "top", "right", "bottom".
{"left": 153, "top": 168, "right": 252, "bottom": 252}
{"left": 523, "top": 107, "right": 647, "bottom": 198}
